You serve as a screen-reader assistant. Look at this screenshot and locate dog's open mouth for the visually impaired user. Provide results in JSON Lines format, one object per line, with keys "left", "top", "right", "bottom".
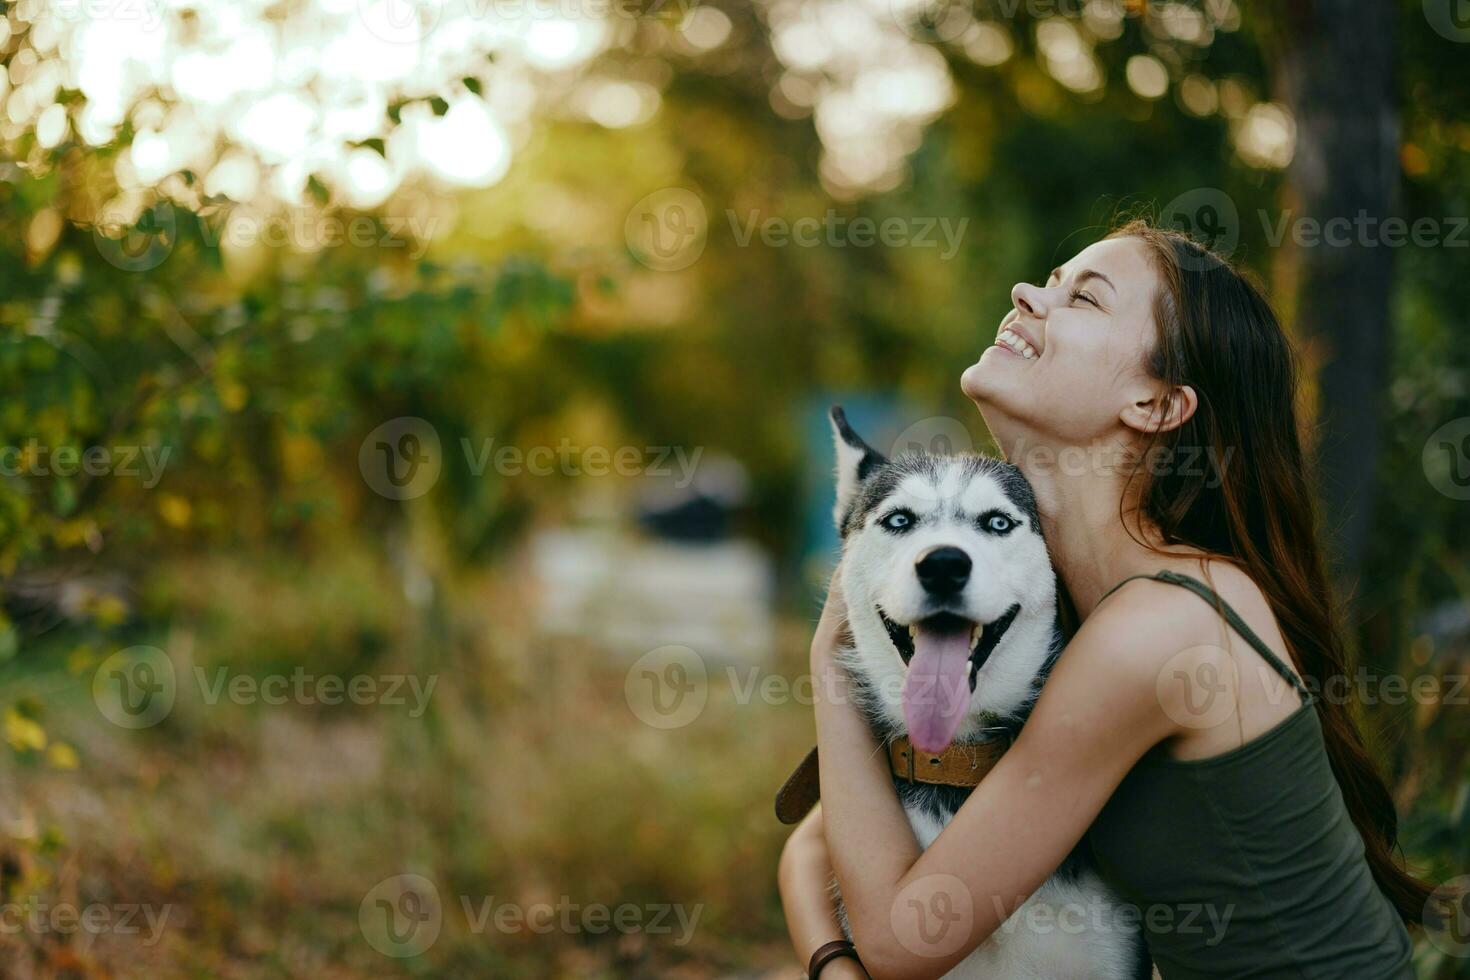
{"left": 877, "top": 603, "right": 1021, "bottom": 753}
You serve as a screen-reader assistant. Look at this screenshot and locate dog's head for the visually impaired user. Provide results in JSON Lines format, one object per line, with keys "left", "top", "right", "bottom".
{"left": 829, "top": 405, "right": 1058, "bottom": 754}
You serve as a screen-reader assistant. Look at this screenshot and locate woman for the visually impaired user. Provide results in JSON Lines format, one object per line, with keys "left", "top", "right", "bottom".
{"left": 778, "top": 221, "right": 1425, "bottom": 979}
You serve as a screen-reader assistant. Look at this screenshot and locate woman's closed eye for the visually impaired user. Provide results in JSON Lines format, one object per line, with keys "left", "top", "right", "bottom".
{"left": 1069, "top": 288, "right": 1100, "bottom": 308}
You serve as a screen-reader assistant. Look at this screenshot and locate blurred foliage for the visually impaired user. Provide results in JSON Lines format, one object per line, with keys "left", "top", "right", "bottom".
{"left": 0, "top": 0, "right": 1466, "bottom": 975}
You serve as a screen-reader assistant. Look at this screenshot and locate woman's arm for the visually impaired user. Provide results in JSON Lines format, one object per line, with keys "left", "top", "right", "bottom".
{"left": 811, "top": 577, "right": 1190, "bottom": 979}
{"left": 778, "top": 805, "right": 870, "bottom": 979}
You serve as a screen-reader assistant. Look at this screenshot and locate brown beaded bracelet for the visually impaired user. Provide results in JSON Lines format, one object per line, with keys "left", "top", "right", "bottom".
{"left": 807, "top": 938, "right": 860, "bottom": 978}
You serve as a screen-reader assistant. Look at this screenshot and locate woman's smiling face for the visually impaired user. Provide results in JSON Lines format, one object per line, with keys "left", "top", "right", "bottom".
{"left": 961, "top": 236, "right": 1163, "bottom": 444}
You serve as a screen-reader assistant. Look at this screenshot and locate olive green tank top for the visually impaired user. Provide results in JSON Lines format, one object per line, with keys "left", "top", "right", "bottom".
{"left": 1087, "top": 571, "right": 1414, "bottom": 979}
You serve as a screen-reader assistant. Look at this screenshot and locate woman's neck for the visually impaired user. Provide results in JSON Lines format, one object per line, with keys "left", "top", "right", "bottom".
{"left": 1000, "top": 428, "right": 1170, "bottom": 620}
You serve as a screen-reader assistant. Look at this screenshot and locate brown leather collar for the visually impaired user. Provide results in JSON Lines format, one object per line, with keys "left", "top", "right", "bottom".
{"left": 887, "top": 735, "right": 1009, "bottom": 787}
{"left": 774, "top": 736, "right": 1011, "bottom": 825}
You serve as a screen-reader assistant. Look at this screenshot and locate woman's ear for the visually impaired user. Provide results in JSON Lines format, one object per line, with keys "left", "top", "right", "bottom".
{"left": 1120, "top": 384, "right": 1198, "bottom": 434}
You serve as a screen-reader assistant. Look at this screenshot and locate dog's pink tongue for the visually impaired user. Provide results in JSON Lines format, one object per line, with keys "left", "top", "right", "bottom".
{"left": 902, "top": 622, "right": 973, "bottom": 754}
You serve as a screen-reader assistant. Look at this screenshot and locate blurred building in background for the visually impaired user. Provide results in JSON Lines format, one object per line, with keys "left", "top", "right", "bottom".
{"left": 530, "top": 454, "right": 775, "bottom": 663}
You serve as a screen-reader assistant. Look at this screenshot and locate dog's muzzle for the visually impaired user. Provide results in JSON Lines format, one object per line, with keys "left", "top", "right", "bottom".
{"left": 877, "top": 603, "right": 1022, "bottom": 692}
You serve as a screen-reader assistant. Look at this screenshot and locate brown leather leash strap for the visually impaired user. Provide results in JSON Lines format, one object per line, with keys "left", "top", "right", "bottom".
{"left": 774, "top": 736, "right": 1010, "bottom": 825}
{"left": 775, "top": 746, "right": 821, "bottom": 825}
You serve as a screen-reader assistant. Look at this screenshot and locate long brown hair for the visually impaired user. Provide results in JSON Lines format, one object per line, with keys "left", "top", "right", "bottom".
{"left": 1109, "top": 218, "right": 1430, "bottom": 924}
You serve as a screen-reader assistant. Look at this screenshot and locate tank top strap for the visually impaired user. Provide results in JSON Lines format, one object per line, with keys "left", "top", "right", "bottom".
{"left": 1098, "top": 569, "right": 1313, "bottom": 705}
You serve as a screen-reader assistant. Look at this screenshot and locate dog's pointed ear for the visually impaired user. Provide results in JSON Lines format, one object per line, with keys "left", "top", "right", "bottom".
{"left": 830, "top": 405, "right": 885, "bottom": 532}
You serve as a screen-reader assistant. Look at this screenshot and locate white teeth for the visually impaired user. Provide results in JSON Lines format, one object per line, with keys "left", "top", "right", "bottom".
{"left": 997, "top": 329, "right": 1038, "bottom": 360}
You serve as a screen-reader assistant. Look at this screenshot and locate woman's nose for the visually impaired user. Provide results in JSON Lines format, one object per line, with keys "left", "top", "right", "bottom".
{"left": 1011, "top": 281, "right": 1049, "bottom": 318}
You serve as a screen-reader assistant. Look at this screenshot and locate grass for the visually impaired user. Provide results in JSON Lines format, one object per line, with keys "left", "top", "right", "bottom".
{"left": 1, "top": 543, "right": 815, "bottom": 978}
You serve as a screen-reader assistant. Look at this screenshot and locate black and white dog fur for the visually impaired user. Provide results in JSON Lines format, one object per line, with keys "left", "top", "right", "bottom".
{"left": 827, "top": 406, "right": 1149, "bottom": 979}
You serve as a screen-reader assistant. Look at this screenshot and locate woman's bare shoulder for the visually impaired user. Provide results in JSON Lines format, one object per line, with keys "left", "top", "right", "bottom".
{"left": 1056, "top": 565, "right": 1262, "bottom": 724}
{"left": 1078, "top": 566, "right": 1239, "bottom": 657}
{"left": 1097, "top": 557, "right": 1277, "bottom": 634}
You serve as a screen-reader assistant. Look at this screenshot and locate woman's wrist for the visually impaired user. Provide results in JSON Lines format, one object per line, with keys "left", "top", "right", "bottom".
{"left": 812, "top": 951, "right": 869, "bottom": 979}
{"left": 807, "top": 939, "right": 865, "bottom": 979}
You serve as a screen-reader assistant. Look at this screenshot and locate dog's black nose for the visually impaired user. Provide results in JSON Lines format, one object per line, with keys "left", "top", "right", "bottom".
{"left": 916, "top": 547, "right": 971, "bottom": 595}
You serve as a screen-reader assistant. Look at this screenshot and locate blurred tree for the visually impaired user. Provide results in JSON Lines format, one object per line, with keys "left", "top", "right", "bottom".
{"left": 1275, "top": 0, "right": 1400, "bottom": 600}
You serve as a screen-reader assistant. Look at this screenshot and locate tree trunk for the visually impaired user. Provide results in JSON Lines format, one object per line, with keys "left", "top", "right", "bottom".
{"left": 1276, "top": 0, "right": 1398, "bottom": 608}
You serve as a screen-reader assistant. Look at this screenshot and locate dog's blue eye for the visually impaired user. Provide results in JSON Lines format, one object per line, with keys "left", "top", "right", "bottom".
{"left": 880, "top": 510, "right": 914, "bottom": 531}
{"left": 983, "top": 513, "right": 1014, "bottom": 534}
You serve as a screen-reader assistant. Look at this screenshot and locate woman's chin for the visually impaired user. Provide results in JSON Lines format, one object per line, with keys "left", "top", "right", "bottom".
{"left": 960, "top": 348, "right": 1003, "bottom": 400}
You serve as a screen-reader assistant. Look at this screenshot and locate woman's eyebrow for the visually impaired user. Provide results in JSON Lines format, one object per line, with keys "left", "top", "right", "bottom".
{"left": 1075, "top": 268, "right": 1117, "bottom": 294}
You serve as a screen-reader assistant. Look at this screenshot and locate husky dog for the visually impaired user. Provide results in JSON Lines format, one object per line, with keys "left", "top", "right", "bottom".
{"left": 825, "top": 406, "right": 1149, "bottom": 980}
